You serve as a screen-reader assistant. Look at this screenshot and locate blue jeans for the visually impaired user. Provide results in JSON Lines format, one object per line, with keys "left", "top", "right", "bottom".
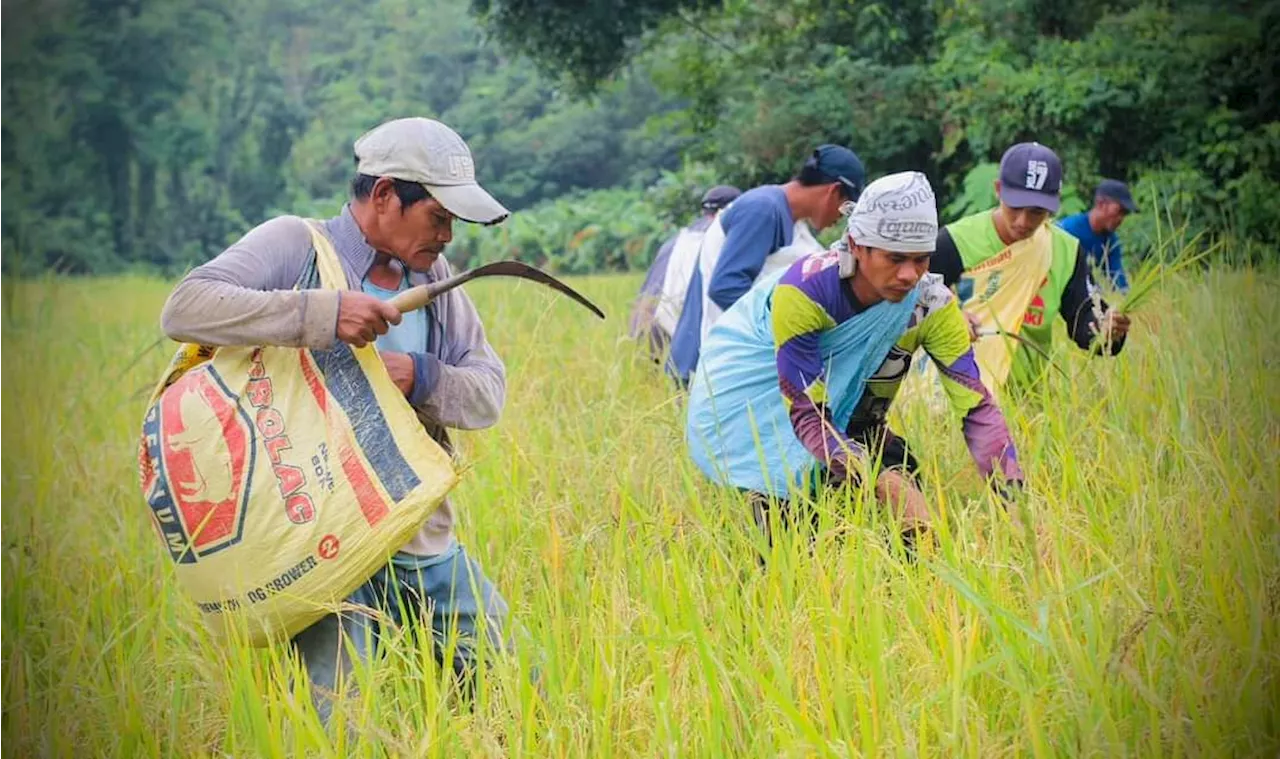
{"left": 291, "top": 541, "right": 509, "bottom": 723}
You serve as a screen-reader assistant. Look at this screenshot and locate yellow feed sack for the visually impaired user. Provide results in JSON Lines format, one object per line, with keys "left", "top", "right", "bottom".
{"left": 136, "top": 223, "right": 457, "bottom": 646}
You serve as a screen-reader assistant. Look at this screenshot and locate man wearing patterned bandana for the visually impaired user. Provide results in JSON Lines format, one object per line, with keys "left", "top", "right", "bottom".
{"left": 686, "top": 172, "right": 1023, "bottom": 555}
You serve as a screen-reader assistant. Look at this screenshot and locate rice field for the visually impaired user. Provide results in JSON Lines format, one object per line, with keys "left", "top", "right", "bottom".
{"left": 3, "top": 265, "right": 1279, "bottom": 756}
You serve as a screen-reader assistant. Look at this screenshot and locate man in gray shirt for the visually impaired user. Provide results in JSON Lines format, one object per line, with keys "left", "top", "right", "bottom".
{"left": 162, "top": 117, "right": 512, "bottom": 720}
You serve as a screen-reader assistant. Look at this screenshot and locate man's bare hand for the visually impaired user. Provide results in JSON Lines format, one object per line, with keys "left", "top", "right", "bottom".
{"left": 964, "top": 311, "right": 982, "bottom": 343}
{"left": 994, "top": 480, "right": 1026, "bottom": 532}
{"left": 337, "top": 292, "right": 401, "bottom": 348}
{"left": 379, "top": 350, "right": 415, "bottom": 398}
{"left": 1103, "top": 310, "right": 1131, "bottom": 341}
{"left": 875, "top": 469, "right": 930, "bottom": 531}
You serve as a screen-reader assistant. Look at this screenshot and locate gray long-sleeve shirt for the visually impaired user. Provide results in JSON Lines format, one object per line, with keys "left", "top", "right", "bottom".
{"left": 160, "top": 204, "right": 506, "bottom": 556}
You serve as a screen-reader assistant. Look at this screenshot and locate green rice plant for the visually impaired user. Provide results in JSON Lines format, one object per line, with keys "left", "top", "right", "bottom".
{"left": 2, "top": 265, "right": 1278, "bottom": 756}
{"left": 1114, "top": 188, "right": 1221, "bottom": 315}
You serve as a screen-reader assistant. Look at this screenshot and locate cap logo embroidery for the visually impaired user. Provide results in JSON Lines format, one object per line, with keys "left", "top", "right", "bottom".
{"left": 447, "top": 154, "right": 474, "bottom": 179}
{"left": 1025, "top": 160, "right": 1049, "bottom": 190}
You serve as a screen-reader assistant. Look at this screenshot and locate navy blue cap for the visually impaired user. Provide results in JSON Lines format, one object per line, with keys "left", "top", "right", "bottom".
{"left": 998, "top": 142, "right": 1063, "bottom": 212}
{"left": 1096, "top": 178, "right": 1139, "bottom": 213}
{"left": 806, "top": 145, "right": 866, "bottom": 200}
{"left": 701, "top": 185, "right": 742, "bottom": 211}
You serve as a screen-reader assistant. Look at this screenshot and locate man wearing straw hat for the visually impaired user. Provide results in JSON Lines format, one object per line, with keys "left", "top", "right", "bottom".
{"left": 686, "top": 172, "right": 1023, "bottom": 556}
{"left": 162, "top": 117, "right": 514, "bottom": 720}
{"left": 930, "top": 142, "right": 1131, "bottom": 392}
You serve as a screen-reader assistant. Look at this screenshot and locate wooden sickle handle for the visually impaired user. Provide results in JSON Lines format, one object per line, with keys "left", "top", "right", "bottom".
{"left": 388, "top": 285, "right": 436, "bottom": 313}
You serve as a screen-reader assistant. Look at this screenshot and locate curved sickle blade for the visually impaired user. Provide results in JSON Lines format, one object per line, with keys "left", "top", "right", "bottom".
{"left": 389, "top": 260, "right": 606, "bottom": 319}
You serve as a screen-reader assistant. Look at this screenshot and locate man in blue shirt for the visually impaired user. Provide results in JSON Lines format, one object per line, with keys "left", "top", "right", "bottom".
{"left": 666, "top": 145, "right": 865, "bottom": 383}
{"left": 1057, "top": 178, "right": 1139, "bottom": 293}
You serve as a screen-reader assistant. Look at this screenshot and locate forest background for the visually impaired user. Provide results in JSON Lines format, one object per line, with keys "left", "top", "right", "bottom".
{"left": 3, "top": 0, "right": 1277, "bottom": 276}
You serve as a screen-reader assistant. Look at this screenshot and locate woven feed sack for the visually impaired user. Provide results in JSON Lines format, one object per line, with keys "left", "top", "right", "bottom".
{"left": 136, "top": 222, "right": 457, "bottom": 646}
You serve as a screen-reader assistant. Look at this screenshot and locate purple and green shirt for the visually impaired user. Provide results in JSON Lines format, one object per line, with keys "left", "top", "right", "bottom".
{"left": 771, "top": 249, "right": 1022, "bottom": 484}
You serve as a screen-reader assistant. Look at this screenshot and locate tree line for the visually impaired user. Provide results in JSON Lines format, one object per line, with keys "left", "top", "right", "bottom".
{"left": 4, "top": 0, "right": 1276, "bottom": 275}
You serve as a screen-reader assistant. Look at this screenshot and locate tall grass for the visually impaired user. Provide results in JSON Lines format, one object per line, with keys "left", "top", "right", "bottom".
{"left": 3, "top": 267, "right": 1279, "bottom": 756}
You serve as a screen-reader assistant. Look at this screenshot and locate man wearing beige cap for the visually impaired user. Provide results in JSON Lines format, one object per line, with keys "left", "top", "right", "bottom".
{"left": 161, "top": 117, "right": 513, "bottom": 721}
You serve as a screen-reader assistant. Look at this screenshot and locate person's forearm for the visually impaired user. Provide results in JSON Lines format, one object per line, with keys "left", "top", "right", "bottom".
{"left": 161, "top": 278, "right": 339, "bottom": 348}
{"left": 786, "top": 396, "right": 864, "bottom": 482}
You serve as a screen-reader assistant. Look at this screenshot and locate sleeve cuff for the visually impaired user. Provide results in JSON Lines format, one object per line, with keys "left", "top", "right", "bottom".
{"left": 409, "top": 352, "right": 442, "bottom": 407}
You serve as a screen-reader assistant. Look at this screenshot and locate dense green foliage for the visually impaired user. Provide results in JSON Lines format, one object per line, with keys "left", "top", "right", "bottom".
{"left": 447, "top": 162, "right": 723, "bottom": 273}
{"left": 481, "top": 0, "right": 1280, "bottom": 261}
{"left": 1, "top": 0, "right": 685, "bottom": 274}
{"left": 472, "top": 0, "right": 718, "bottom": 91}
{"left": 3, "top": 0, "right": 1276, "bottom": 274}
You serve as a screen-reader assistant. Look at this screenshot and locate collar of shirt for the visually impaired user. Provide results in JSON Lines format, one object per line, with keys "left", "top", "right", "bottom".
{"left": 323, "top": 203, "right": 440, "bottom": 285}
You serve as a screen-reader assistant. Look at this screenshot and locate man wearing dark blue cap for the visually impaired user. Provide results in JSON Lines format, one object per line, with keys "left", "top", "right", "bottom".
{"left": 930, "top": 142, "right": 1131, "bottom": 391}
{"left": 629, "top": 185, "right": 743, "bottom": 361}
{"left": 666, "top": 145, "right": 866, "bottom": 384}
{"left": 1056, "top": 179, "right": 1139, "bottom": 293}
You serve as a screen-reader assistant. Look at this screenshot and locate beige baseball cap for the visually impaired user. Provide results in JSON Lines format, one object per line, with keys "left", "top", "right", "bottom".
{"left": 354, "top": 117, "right": 510, "bottom": 224}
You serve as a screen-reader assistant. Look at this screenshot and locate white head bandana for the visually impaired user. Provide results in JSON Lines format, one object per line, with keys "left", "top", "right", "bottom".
{"left": 837, "top": 171, "right": 938, "bottom": 277}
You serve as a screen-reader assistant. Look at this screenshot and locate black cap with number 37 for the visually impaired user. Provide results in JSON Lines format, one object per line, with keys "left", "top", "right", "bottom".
{"left": 998, "top": 142, "right": 1063, "bottom": 213}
